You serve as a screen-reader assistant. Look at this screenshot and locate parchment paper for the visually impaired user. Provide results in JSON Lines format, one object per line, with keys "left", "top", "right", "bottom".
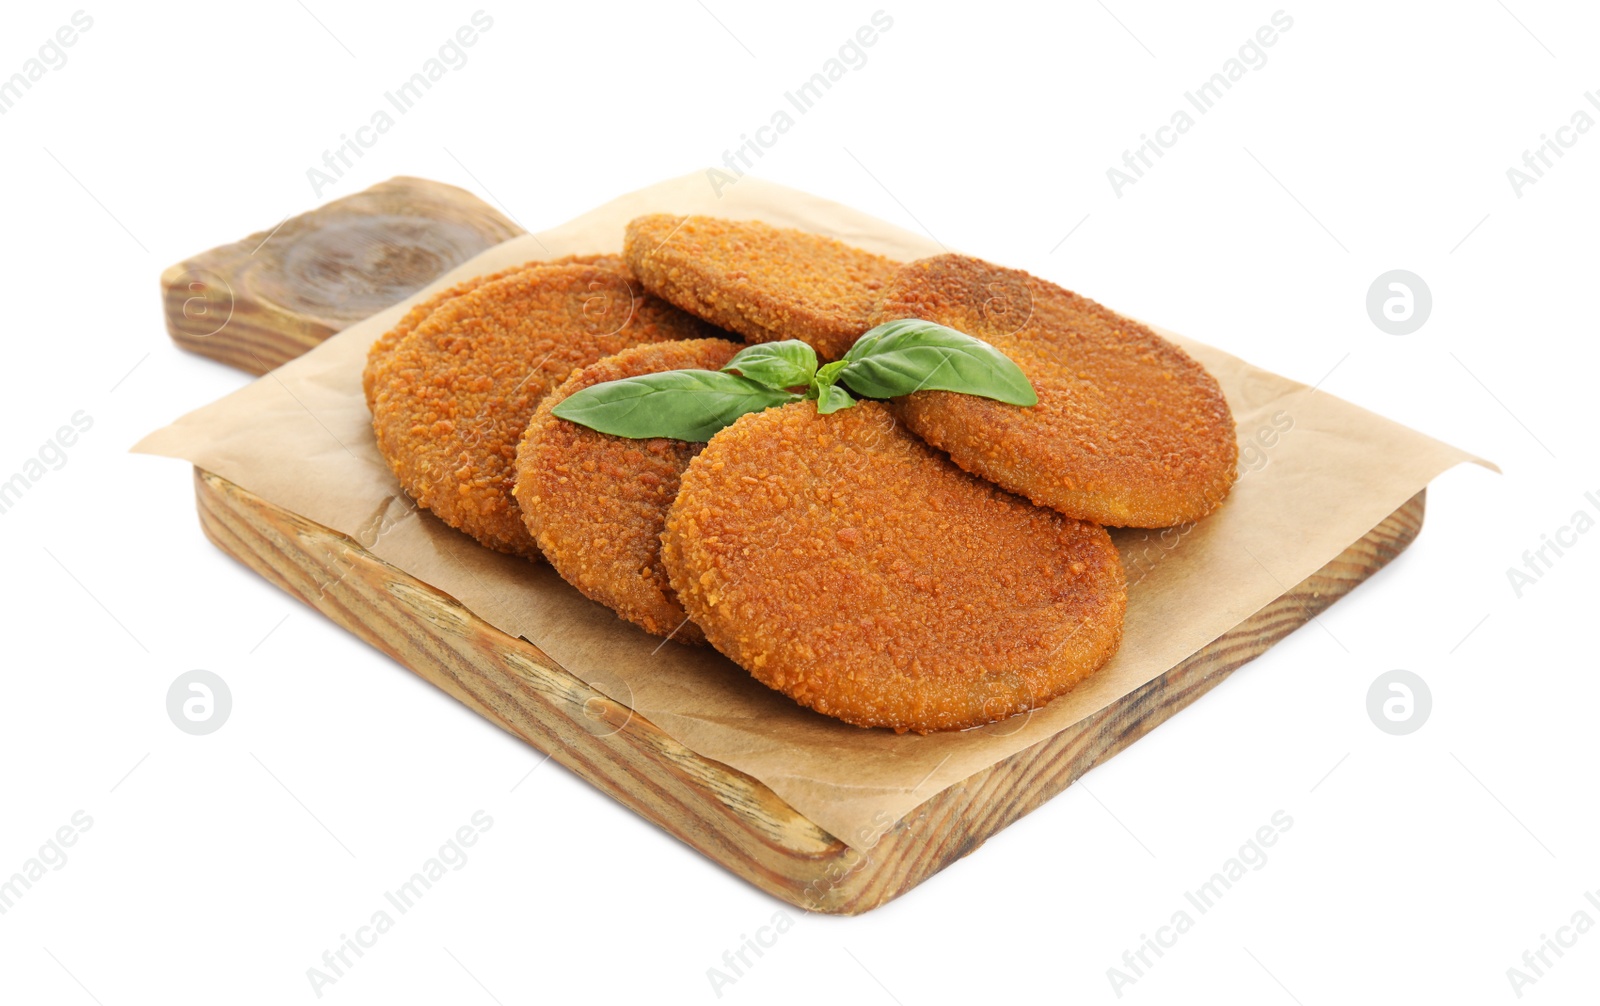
{"left": 135, "top": 173, "right": 1488, "bottom": 850}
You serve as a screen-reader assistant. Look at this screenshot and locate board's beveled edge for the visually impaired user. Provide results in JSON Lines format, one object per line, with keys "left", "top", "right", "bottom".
{"left": 193, "top": 467, "right": 1423, "bottom": 915}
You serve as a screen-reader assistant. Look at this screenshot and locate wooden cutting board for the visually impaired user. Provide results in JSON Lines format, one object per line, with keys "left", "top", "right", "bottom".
{"left": 160, "top": 177, "right": 521, "bottom": 374}
{"left": 167, "top": 178, "right": 1426, "bottom": 914}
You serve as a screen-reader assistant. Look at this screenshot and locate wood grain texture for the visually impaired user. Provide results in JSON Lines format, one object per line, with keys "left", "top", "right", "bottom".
{"left": 194, "top": 466, "right": 1424, "bottom": 914}
{"left": 160, "top": 177, "right": 522, "bottom": 375}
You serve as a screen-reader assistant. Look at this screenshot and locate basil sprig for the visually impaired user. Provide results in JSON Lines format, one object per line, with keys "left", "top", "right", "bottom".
{"left": 551, "top": 320, "right": 1036, "bottom": 441}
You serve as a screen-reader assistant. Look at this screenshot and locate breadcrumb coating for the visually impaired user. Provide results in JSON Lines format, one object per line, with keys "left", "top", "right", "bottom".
{"left": 662, "top": 400, "right": 1126, "bottom": 733}
{"left": 623, "top": 215, "right": 900, "bottom": 360}
{"left": 361, "top": 254, "right": 625, "bottom": 407}
{"left": 514, "top": 339, "right": 743, "bottom": 643}
{"left": 873, "top": 255, "right": 1238, "bottom": 527}
{"left": 371, "top": 264, "right": 720, "bottom": 557}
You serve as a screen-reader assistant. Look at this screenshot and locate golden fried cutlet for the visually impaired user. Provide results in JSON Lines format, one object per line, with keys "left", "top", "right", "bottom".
{"left": 873, "top": 255, "right": 1238, "bottom": 527}
{"left": 361, "top": 254, "right": 626, "bottom": 407}
{"left": 371, "top": 264, "right": 719, "bottom": 557}
{"left": 662, "top": 400, "right": 1126, "bottom": 733}
{"left": 623, "top": 215, "right": 900, "bottom": 360}
{"left": 514, "top": 338, "right": 744, "bottom": 642}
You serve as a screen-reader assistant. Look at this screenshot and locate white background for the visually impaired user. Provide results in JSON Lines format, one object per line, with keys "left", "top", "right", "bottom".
{"left": 0, "top": 1, "right": 1595, "bottom": 1003}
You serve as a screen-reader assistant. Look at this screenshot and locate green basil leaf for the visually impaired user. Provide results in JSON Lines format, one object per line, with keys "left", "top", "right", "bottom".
{"left": 552, "top": 369, "right": 800, "bottom": 441}
{"left": 814, "top": 382, "right": 856, "bottom": 415}
{"left": 814, "top": 384, "right": 856, "bottom": 415}
{"left": 722, "top": 340, "right": 817, "bottom": 390}
{"left": 808, "top": 359, "right": 854, "bottom": 415}
{"left": 808, "top": 359, "right": 849, "bottom": 398}
{"left": 839, "top": 319, "right": 1038, "bottom": 406}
